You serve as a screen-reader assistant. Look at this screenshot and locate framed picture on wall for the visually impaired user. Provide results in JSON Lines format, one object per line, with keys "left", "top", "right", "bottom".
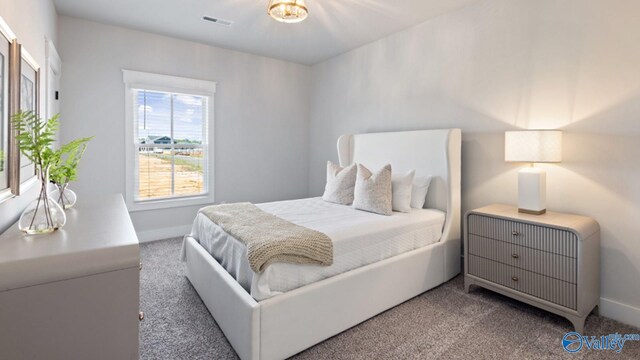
{"left": 18, "top": 48, "right": 39, "bottom": 185}
{"left": 0, "top": 17, "right": 16, "bottom": 200}
{"left": 7, "top": 39, "right": 20, "bottom": 195}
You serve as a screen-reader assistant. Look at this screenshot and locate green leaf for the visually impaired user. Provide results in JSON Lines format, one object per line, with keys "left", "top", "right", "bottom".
{"left": 11, "top": 111, "right": 93, "bottom": 183}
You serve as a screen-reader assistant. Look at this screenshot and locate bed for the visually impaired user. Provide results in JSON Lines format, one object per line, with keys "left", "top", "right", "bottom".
{"left": 182, "top": 129, "right": 461, "bottom": 360}
{"left": 191, "top": 197, "right": 446, "bottom": 301}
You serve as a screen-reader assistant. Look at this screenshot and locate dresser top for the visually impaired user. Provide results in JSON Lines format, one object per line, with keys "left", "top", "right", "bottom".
{"left": 0, "top": 194, "right": 139, "bottom": 292}
{"left": 469, "top": 204, "right": 599, "bottom": 238}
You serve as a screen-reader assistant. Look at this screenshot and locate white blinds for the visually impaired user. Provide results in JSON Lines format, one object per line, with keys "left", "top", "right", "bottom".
{"left": 133, "top": 89, "right": 208, "bottom": 201}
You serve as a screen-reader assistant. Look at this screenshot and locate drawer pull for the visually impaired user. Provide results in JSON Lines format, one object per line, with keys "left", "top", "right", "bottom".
{"left": 139, "top": 311, "right": 145, "bottom": 321}
{"left": 511, "top": 253, "right": 519, "bottom": 259}
{"left": 139, "top": 262, "right": 143, "bottom": 270}
{"left": 511, "top": 276, "right": 519, "bottom": 282}
{"left": 511, "top": 230, "right": 519, "bottom": 236}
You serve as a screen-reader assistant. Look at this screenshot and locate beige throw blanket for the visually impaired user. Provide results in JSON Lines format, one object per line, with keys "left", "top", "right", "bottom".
{"left": 199, "top": 203, "right": 333, "bottom": 273}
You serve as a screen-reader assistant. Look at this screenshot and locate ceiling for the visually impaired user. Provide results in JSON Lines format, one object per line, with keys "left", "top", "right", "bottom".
{"left": 53, "top": 0, "right": 479, "bottom": 65}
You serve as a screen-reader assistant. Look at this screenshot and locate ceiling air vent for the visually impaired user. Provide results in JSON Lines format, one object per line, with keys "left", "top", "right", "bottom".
{"left": 203, "top": 16, "right": 234, "bottom": 27}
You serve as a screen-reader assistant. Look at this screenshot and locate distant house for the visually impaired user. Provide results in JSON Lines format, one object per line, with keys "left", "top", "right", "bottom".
{"left": 139, "top": 136, "right": 174, "bottom": 153}
{"left": 141, "top": 135, "right": 174, "bottom": 144}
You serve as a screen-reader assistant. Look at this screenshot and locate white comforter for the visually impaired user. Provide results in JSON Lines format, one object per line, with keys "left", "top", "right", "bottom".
{"left": 190, "top": 197, "right": 445, "bottom": 300}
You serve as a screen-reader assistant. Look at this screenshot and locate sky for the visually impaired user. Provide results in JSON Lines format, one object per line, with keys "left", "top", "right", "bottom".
{"left": 135, "top": 89, "right": 206, "bottom": 143}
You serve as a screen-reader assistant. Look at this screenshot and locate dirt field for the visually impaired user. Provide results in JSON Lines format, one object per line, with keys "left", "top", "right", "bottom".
{"left": 138, "top": 154, "right": 204, "bottom": 199}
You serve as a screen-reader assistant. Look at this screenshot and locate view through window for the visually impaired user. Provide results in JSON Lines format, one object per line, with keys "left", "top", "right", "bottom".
{"left": 134, "top": 89, "right": 208, "bottom": 201}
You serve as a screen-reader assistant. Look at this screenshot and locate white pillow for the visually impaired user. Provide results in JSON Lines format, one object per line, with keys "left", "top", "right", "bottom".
{"left": 410, "top": 176, "right": 432, "bottom": 209}
{"left": 322, "top": 161, "right": 357, "bottom": 205}
{"left": 353, "top": 164, "right": 393, "bottom": 216}
{"left": 392, "top": 170, "right": 415, "bottom": 213}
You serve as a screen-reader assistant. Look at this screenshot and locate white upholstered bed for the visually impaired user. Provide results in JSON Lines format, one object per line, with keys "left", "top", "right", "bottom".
{"left": 182, "top": 129, "right": 462, "bottom": 360}
{"left": 190, "top": 197, "right": 446, "bottom": 300}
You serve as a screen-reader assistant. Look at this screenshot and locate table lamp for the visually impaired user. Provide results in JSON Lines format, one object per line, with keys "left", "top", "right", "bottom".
{"left": 505, "top": 130, "right": 562, "bottom": 215}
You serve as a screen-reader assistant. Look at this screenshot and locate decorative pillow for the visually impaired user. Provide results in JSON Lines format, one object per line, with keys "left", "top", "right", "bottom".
{"left": 322, "top": 161, "right": 357, "bottom": 205}
{"left": 392, "top": 170, "right": 415, "bottom": 213}
{"left": 353, "top": 164, "right": 393, "bottom": 216}
{"left": 410, "top": 175, "right": 432, "bottom": 209}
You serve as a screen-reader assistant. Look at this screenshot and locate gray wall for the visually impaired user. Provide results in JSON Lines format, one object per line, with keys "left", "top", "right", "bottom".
{"left": 58, "top": 16, "right": 311, "bottom": 238}
{"left": 308, "top": 0, "right": 640, "bottom": 324}
{"left": 0, "top": 0, "right": 58, "bottom": 232}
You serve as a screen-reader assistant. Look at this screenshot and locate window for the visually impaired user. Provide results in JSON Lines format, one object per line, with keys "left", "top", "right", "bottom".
{"left": 123, "top": 70, "right": 216, "bottom": 211}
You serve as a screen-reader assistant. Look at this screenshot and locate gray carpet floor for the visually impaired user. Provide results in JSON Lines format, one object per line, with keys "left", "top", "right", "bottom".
{"left": 140, "top": 238, "right": 640, "bottom": 359}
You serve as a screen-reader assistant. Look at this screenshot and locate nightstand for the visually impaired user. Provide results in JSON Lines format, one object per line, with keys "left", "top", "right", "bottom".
{"left": 464, "top": 204, "right": 600, "bottom": 332}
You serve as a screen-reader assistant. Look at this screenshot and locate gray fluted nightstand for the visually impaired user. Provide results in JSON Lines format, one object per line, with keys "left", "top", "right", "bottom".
{"left": 464, "top": 204, "right": 600, "bottom": 332}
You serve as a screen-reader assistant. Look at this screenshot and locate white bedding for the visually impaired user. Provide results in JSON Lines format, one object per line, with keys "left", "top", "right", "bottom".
{"left": 190, "top": 197, "right": 445, "bottom": 301}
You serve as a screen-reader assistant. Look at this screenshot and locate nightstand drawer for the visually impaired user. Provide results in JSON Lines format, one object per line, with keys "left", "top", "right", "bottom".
{"left": 468, "top": 214, "right": 578, "bottom": 257}
{"left": 468, "top": 235, "right": 577, "bottom": 283}
{"left": 468, "top": 255, "right": 577, "bottom": 309}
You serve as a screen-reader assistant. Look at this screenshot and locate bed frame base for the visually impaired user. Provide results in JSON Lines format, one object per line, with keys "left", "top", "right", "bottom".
{"left": 184, "top": 128, "right": 462, "bottom": 359}
{"left": 184, "top": 235, "right": 460, "bottom": 360}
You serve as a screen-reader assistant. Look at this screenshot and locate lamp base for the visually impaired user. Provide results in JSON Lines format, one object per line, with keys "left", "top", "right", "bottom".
{"left": 518, "top": 208, "right": 546, "bottom": 215}
{"left": 518, "top": 167, "right": 547, "bottom": 215}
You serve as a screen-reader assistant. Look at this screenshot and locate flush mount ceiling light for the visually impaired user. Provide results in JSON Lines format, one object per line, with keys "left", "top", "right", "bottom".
{"left": 268, "top": 0, "right": 309, "bottom": 23}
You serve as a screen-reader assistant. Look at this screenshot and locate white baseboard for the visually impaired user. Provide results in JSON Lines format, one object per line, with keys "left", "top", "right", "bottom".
{"left": 600, "top": 297, "right": 640, "bottom": 329}
{"left": 137, "top": 224, "right": 192, "bottom": 243}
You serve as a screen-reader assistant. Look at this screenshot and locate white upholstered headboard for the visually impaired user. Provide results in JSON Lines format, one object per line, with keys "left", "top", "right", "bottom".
{"left": 337, "top": 129, "right": 461, "bottom": 245}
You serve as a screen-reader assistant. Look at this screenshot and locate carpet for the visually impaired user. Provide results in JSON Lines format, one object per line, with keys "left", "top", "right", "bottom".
{"left": 140, "top": 238, "right": 640, "bottom": 359}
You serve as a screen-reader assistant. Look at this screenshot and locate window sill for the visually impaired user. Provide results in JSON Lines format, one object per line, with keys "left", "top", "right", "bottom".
{"left": 126, "top": 193, "right": 215, "bottom": 212}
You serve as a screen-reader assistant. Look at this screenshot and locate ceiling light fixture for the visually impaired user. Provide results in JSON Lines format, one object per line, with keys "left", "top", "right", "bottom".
{"left": 268, "top": 0, "right": 308, "bottom": 24}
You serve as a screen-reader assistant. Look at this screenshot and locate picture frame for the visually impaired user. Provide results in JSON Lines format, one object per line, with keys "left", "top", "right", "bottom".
{"left": 0, "top": 31, "right": 9, "bottom": 197}
{"left": 0, "top": 16, "right": 17, "bottom": 200}
{"left": 7, "top": 39, "right": 20, "bottom": 196}
{"left": 17, "top": 47, "right": 39, "bottom": 189}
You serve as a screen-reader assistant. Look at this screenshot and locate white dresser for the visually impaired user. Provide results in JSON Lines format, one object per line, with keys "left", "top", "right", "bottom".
{"left": 464, "top": 204, "right": 600, "bottom": 332}
{"left": 0, "top": 195, "right": 140, "bottom": 360}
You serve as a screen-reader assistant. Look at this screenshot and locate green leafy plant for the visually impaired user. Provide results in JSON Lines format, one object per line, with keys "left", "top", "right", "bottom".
{"left": 13, "top": 111, "right": 67, "bottom": 232}
{"left": 12, "top": 111, "right": 59, "bottom": 170}
{"left": 49, "top": 137, "right": 93, "bottom": 186}
{"left": 12, "top": 111, "right": 93, "bottom": 184}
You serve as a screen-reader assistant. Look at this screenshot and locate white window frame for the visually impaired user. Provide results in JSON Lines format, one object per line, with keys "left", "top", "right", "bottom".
{"left": 122, "top": 70, "right": 216, "bottom": 212}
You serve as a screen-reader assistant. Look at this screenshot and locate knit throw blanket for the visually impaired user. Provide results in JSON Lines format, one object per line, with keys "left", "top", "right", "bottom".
{"left": 199, "top": 203, "right": 333, "bottom": 273}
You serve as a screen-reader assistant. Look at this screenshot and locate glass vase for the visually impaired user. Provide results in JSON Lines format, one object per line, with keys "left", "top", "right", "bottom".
{"left": 18, "top": 166, "right": 66, "bottom": 234}
{"left": 51, "top": 183, "right": 77, "bottom": 210}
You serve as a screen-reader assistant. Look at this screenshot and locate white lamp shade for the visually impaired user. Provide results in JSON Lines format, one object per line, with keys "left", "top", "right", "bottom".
{"left": 505, "top": 130, "right": 562, "bottom": 163}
